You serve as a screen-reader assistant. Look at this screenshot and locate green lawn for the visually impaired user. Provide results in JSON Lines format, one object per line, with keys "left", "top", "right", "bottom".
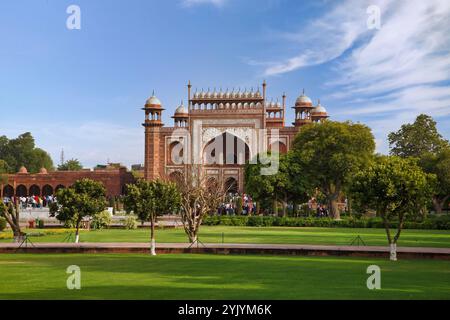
{"left": 1, "top": 226, "right": 450, "bottom": 247}
{"left": 0, "top": 253, "right": 448, "bottom": 299}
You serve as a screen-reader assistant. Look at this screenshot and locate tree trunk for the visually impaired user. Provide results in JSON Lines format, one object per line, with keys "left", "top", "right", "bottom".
{"left": 330, "top": 198, "right": 340, "bottom": 220}
{"left": 150, "top": 218, "right": 156, "bottom": 255}
{"left": 347, "top": 197, "right": 352, "bottom": 217}
{"left": 13, "top": 230, "right": 24, "bottom": 243}
{"left": 189, "top": 232, "right": 198, "bottom": 244}
{"left": 273, "top": 197, "right": 279, "bottom": 216}
{"left": 292, "top": 201, "right": 298, "bottom": 217}
{"left": 389, "top": 243, "right": 397, "bottom": 261}
{"left": 282, "top": 195, "right": 287, "bottom": 217}
{"left": 433, "top": 195, "right": 449, "bottom": 215}
{"left": 75, "top": 221, "right": 80, "bottom": 243}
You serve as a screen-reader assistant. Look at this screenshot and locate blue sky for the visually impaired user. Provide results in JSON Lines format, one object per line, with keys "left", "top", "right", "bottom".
{"left": 1, "top": 0, "right": 449, "bottom": 168}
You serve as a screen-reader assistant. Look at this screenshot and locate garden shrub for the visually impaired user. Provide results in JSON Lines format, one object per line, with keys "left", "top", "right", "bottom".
{"left": 123, "top": 216, "right": 138, "bottom": 230}
{"left": 201, "top": 215, "right": 450, "bottom": 230}
{"left": 91, "top": 211, "right": 112, "bottom": 230}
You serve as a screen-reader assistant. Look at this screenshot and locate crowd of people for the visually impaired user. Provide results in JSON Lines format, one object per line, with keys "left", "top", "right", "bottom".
{"left": 2, "top": 195, "right": 56, "bottom": 209}
{"left": 217, "top": 193, "right": 256, "bottom": 215}
{"left": 315, "top": 204, "right": 329, "bottom": 217}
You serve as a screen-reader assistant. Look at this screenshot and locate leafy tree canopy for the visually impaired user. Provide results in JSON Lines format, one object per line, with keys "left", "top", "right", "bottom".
{"left": 50, "top": 179, "right": 107, "bottom": 242}
{"left": 58, "top": 158, "right": 83, "bottom": 171}
{"left": 244, "top": 152, "right": 311, "bottom": 214}
{"left": 351, "top": 155, "right": 434, "bottom": 260}
{"left": 290, "top": 121, "right": 375, "bottom": 218}
{"left": 0, "top": 132, "right": 54, "bottom": 173}
{"left": 124, "top": 179, "right": 180, "bottom": 223}
{"left": 420, "top": 147, "right": 450, "bottom": 213}
{"left": 388, "top": 114, "right": 449, "bottom": 158}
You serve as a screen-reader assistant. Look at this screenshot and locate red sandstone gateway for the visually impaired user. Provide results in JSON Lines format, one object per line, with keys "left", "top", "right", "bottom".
{"left": 143, "top": 81, "right": 329, "bottom": 193}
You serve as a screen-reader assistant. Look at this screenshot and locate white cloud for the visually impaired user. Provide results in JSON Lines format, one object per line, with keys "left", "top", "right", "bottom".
{"left": 261, "top": 0, "right": 387, "bottom": 76}
{"left": 181, "top": 0, "right": 228, "bottom": 8}
{"left": 254, "top": 0, "right": 450, "bottom": 153}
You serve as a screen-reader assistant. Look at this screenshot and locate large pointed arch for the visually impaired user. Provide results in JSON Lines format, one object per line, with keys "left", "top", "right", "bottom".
{"left": 203, "top": 132, "right": 250, "bottom": 165}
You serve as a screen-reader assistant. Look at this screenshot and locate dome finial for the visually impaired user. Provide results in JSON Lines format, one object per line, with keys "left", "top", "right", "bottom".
{"left": 152, "top": 89, "right": 155, "bottom": 96}
{"left": 302, "top": 88, "right": 305, "bottom": 95}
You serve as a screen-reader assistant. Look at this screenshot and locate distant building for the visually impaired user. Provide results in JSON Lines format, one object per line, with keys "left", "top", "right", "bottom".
{"left": 131, "top": 164, "right": 144, "bottom": 171}
{"left": 1, "top": 165, "right": 134, "bottom": 198}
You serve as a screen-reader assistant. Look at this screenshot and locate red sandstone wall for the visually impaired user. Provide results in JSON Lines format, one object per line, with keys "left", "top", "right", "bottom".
{"left": 2, "top": 168, "right": 135, "bottom": 198}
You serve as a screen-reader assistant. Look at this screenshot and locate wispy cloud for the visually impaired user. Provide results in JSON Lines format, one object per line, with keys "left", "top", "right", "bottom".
{"left": 253, "top": 0, "right": 450, "bottom": 153}
{"left": 261, "top": 0, "right": 382, "bottom": 76}
{"left": 181, "top": 0, "right": 228, "bottom": 8}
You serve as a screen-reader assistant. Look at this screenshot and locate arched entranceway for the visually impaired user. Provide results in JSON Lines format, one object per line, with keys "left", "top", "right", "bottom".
{"left": 29, "top": 185, "right": 40, "bottom": 196}
{"left": 3, "top": 185, "right": 14, "bottom": 198}
{"left": 42, "top": 185, "right": 53, "bottom": 196}
{"left": 203, "top": 132, "right": 250, "bottom": 165}
{"left": 16, "top": 185, "right": 27, "bottom": 197}
{"left": 224, "top": 177, "right": 238, "bottom": 194}
{"left": 167, "top": 141, "right": 185, "bottom": 165}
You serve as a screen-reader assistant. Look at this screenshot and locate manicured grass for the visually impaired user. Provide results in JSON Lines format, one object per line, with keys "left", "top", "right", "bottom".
{"left": 1, "top": 226, "right": 450, "bottom": 247}
{"left": 0, "top": 253, "right": 448, "bottom": 299}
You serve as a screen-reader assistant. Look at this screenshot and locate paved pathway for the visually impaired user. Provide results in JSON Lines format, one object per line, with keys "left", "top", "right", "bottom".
{"left": 0, "top": 242, "right": 448, "bottom": 259}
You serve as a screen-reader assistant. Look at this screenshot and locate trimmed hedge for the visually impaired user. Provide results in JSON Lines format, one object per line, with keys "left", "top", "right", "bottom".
{"left": 202, "top": 215, "right": 450, "bottom": 230}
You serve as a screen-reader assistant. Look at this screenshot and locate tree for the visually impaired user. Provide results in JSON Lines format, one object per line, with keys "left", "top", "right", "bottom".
{"left": 388, "top": 114, "right": 449, "bottom": 158}
{"left": 291, "top": 121, "right": 375, "bottom": 219}
{"left": 175, "top": 165, "right": 226, "bottom": 243}
{"left": 124, "top": 179, "right": 180, "bottom": 255}
{"left": 244, "top": 153, "right": 310, "bottom": 216}
{"left": 0, "top": 160, "right": 9, "bottom": 199}
{"left": 351, "top": 156, "right": 434, "bottom": 261}
{"left": 58, "top": 159, "right": 83, "bottom": 171}
{"left": 0, "top": 202, "right": 23, "bottom": 242}
{"left": 50, "top": 179, "right": 107, "bottom": 243}
{"left": 421, "top": 147, "right": 450, "bottom": 214}
{"left": 244, "top": 155, "right": 277, "bottom": 214}
{"left": 388, "top": 114, "right": 450, "bottom": 214}
{"left": 0, "top": 132, "right": 54, "bottom": 173}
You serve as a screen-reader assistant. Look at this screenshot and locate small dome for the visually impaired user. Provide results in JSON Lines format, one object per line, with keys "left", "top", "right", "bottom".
{"left": 312, "top": 101, "right": 327, "bottom": 114}
{"left": 296, "top": 90, "right": 312, "bottom": 105}
{"left": 146, "top": 93, "right": 162, "bottom": 106}
{"left": 296, "top": 95, "right": 312, "bottom": 105}
{"left": 18, "top": 166, "right": 28, "bottom": 174}
{"left": 174, "top": 102, "right": 188, "bottom": 115}
{"left": 39, "top": 167, "right": 48, "bottom": 174}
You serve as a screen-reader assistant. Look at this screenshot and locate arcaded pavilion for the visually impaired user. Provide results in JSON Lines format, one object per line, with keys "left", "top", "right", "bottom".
{"left": 142, "top": 81, "right": 329, "bottom": 193}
